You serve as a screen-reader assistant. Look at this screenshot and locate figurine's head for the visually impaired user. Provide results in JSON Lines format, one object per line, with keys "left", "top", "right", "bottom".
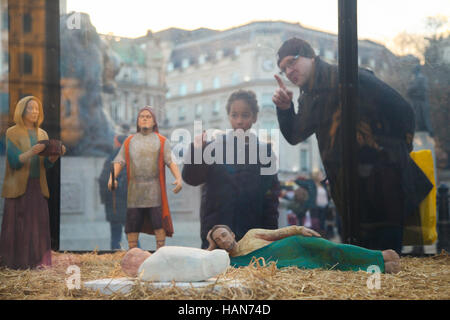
{"left": 226, "top": 90, "right": 258, "bottom": 132}
{"left": 121, "top": 247, "right": 152, "bottom": 277}
{"left": 209, "top": 225, "right": 237, "bottom": 252}
{"left": 14, "top": 96, "right": 44, "bottom": 128}
{"left": 136, "top": 106, "right": 158, "bottom": 133}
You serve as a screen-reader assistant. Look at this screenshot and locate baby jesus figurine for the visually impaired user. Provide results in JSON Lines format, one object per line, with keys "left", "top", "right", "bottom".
{"left": 120, "top": 247, "right": 229, "bottom": 282}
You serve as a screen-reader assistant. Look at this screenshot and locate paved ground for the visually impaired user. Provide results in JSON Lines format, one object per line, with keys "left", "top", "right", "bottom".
{"left": 60, "top": 218, "right": 202, "bottom": 251}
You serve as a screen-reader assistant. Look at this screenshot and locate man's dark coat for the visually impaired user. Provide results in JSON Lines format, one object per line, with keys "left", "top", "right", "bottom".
{"left": 277, "top": 57, "right": 432, "bottom": 248}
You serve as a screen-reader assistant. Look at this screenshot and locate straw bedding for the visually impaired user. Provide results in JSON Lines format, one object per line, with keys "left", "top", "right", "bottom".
{"left": 0, "top": 250, "right": 449, "bottom": 300}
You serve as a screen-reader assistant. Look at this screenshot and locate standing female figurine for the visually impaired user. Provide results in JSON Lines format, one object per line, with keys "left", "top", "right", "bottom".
{"left": 0, "top": 96, "right": 65, "bottom": 269}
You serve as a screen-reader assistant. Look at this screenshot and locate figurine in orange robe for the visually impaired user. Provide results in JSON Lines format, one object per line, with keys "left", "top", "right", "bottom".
{"left": 108, "top": 106, "right": 182, "bottom": 250}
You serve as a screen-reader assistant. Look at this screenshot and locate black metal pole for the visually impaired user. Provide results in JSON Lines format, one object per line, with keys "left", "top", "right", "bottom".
{"left": 44, "top": 0, "right": 61, "bottom": 251}
{"left": 338, "top": 0, "right": 360, "bottom": 245}
{"left": 437, "top": 184, "right": 449, "bottom": 252}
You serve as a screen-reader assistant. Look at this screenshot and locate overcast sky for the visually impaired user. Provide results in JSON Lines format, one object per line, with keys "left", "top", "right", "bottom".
{"left": 66, "top": 0, "right": 449, "bottom": 46}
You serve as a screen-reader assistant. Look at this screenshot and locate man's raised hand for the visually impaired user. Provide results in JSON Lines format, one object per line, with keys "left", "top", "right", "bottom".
{"left": 272, "top": 74, "right": 293, "bottom": 110}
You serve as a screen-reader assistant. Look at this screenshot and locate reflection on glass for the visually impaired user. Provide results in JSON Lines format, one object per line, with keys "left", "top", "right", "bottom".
{"left": 1, "top": 0, "right": 447, "bottom": 253}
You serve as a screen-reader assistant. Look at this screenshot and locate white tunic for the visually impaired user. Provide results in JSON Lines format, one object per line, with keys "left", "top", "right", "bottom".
{"left": 114, "top": 132, "right": 172, "bottom": 208}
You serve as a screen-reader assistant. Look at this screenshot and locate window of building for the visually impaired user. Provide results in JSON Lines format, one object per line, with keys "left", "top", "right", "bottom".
{"left": 361, "top": 55, "right": 368, "bottom": 66}
{"left": 261, "top": 120, "right": 277, "bottom": 131}
{"left": 164, "top": 108, "right": 172, "bottom": 126}
{"left": 216, "top": 50, "right": 223, "bottom": 60}
{"left": 2, "top": 12, "right": 8, "bottom": 30}
{"left": 319, "top": 46, "right": 325, "bottom": 56}
{"left": 198, "top": 54, "right": 206, "bottom": 65}
{"left": 300, "top": 149, "right": 310, "bottom": 172}
{"left": 195, "top": 80, "right": 203, "bottom": 93}
{"left": 178, "top": 106, "right": 186, "bottom": 121}
{"left": 195, "top": 104, "right": 203, "bottom": 118}
{"left": 261, "top": 93, "right": 275, "bottom": 110}
{"left": 20, "top": 53, "right": 33, "bottom": 75}
{"left": 179, "top": 83, "right": 187, "bottom": 96}
{"left": 111, "top": 101, "right": 119, "bottom": 122}
{"left": 19, "top": 92, "right": 32, "bottom": 100}
{"left": 234, "top": 47, "right": 240, "bottom": 56}
{"left": 369, "top": 59, "right": 376, "bottom": 69}
{"left": 212, "top": 100, "right": 220, "bottom": 116}
{"left": 64, "top": 99, "right": 72, "bottom": 117}
{"left": 167, "top": 62, "right": 174, "bottom": 72}
{"left": 213, "top": 77, "right": 220, "bottom": 89}
{"left": 131, "top": 68, "right": 138, "bottom": 82}
{"left": 123, "top": 91, "right": 129, "bottom": 120}
{"left": 325, "top": 50, "right": 334, "bottom": 61}
{"left": 182, "top": 58, "right": 190, "bottom": 69}
{"left": 2, "top": 51, "right": 8, "bottom": 68}
{"left": 23, "top": 13, "right": 32, "bottom": 33}
{"left": 0, "top": 93, "right": 9, "bottom": 114}
{"left": 231, "top": 72, "right": 240, "bottom": 85}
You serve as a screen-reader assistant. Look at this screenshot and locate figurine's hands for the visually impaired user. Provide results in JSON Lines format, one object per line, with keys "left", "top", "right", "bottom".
{"left": 108, "top": 177, "right": 118, "bottom": 191}
{"left": 48, "top": 145, "right": 67, "bottom": 163}
{"left": 206, "top": 229, "right": 218, "bottom": 251}
{"left": 31, "top": 143, "right": 46, "bottom": 155}
{"left": 272, "top": 75, "right": 293, "bottom": 110}
{"left": 19, "top": 143, "right": 46, "bottom": 163}
{"left": 300, "top": 227, "right": 321, "bottom": 238}
{"left": 172, "top": 178, "right": 182, "bottom": 194}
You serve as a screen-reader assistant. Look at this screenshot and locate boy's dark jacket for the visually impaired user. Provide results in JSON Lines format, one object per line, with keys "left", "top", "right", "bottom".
{"left": 182, "top": 134, "right": 280, "bottom": 249}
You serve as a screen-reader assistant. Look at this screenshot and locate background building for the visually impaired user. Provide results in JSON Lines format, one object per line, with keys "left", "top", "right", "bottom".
{"left": 157, "top": 21, "right": 399, "bottom": 181}
{"left": 98, "top": 21, "right": 402, "bottom": 229}
{"left": 0, "top": 12, "right": 413, "bottom": 250}
{"left": 100, "top": 32, "right": 167, "bottom": 132}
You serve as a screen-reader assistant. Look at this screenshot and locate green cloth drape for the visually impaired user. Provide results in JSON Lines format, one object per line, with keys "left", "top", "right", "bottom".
{"left": 230, "top": 235, "right": 385, "bottom": 273}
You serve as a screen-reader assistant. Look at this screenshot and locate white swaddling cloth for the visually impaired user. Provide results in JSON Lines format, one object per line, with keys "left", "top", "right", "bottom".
{"left": 137, "top": 246, "right": 230, "bottom": 282}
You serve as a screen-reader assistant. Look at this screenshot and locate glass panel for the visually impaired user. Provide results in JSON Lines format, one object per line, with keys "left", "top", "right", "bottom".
{"left": 0, "top": 0, "right": 7, "bottom": 211}
{"left": 356, "top": 2, "right": 449, "bottom": 254}
{"left": 2, "top": 0, "right": 446, "bottom": 254}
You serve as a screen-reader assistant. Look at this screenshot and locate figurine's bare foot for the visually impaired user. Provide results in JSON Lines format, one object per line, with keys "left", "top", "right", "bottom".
{"left": 382, "top": 249, "right": 400, "bottom": 263}
{"left": 156, "top": 240, "right": 165, "bottom": 250}
{"left": 382, "top": 250, "right": 400, "bottom": 273}
{"left": 384, "top": 261, "right": 401, "bottom": 274}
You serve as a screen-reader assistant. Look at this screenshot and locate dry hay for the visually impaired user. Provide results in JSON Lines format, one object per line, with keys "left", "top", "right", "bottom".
{"left": 0, "top": 250, "right": 449, "bottom": 300}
